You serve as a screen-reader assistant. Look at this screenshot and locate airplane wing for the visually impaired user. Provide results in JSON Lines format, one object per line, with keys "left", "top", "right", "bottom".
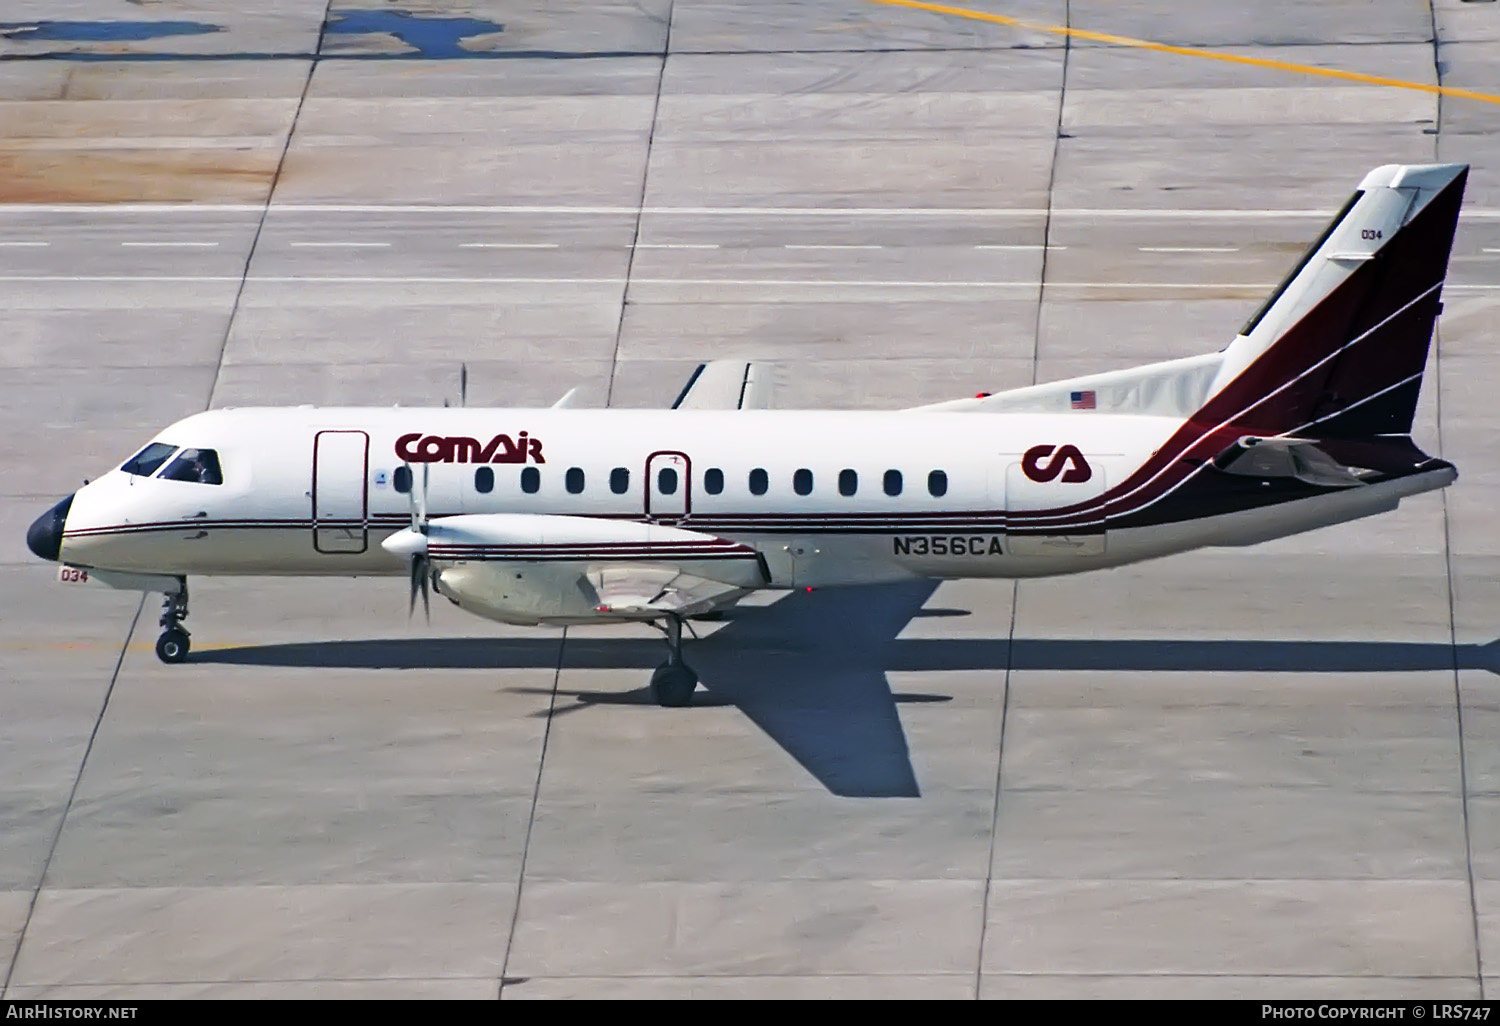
{"left": 583, "top": 565, "right": 753, "bottom": 618}
{"left": 670, "top": 360, "right": 772, "bottom": 410}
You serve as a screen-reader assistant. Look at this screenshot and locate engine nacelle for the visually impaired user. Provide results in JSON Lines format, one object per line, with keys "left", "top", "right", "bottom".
{"left": 385, "top": 513, "right": 768, "bottom": 626}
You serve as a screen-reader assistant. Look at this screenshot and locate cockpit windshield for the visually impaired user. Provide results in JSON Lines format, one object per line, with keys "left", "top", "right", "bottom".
{"left": 121, "top": 442, "right": 177, "bottom": 477}
{"left": 158, "top": 448, "right": 223, "bottom": 485}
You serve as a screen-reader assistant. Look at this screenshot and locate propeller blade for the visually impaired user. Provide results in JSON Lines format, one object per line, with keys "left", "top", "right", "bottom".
{"left": 408, "top": 554, "right": 421, "bottom": 618}
{"left": 460, "top": 363, "right": 468, "bottom": 407}
{"left": 421, "top": 561, "right": 431, "bottom": 622}
{"left": 416, "top": 463, "right": 429, "bottom": 530}
{"left": 403, "top": 462, "right": 418, "bottom": 531}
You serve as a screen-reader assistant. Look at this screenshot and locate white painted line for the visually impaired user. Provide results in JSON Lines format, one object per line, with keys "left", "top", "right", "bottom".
{"left": 289, "top": 241, "right": 391, "bottom": 248}
{"left": 0, "top": 241, "right": 47, "bottom": 247}
{"left": 1483, "top": 248, "right": 1500, "bottom": 254}
{"left": 785, "top": 244, "right": 883, "bottom": 250}
{"left": 0, "top": 274, "right": 1276, "bottom": 288}
{"left": 21, "top": 202, "right": 1500, "bottom": 218}
{"left": 459, "top": 242, "right": 559, "bottom": 249}
{"left": 1139, "top": 246, "right": 1240, "bottom": 253}
{"left": 636, "top": 243, "right": 720, "bottom": 249}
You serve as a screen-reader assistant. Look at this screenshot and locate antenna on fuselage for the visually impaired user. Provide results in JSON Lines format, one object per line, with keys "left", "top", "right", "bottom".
{"left": 460, "top": 363, "right": 468, "bottom": 407}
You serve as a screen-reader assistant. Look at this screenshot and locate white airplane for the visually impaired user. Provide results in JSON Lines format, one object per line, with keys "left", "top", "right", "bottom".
{"left": 27, "top": 163, "right": 1467, "bottom": 707}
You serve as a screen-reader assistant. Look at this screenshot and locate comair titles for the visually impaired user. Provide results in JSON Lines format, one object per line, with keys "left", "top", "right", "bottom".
{"left": 395, "top": 432, "right": 545, "bottom": 464}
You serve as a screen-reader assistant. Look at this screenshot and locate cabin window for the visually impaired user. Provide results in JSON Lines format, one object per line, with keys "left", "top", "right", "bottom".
{"left": 474, "top": 467, "right": 494, "bottom": 494}
{"left": 158, "top": 448, "right": 223, "bottom": 485}
{"left": 928, "top": 470, "right": 948, "bottom": 497}
{"left": 521, "top": 467, "right": 540, "bottom": 494}
{"left": 122, "top": 442, "right": 176, "bottom": 478}
{"left": 610, "top": 467, "right": 629, "bottom": 494}
{"left": 566, "top": 467, "right": 585, "bottom": 494}
{"left": 793, "top": 469, "right": 813, "bottom": 496}
{"left": 884, "top": 469, "right": 902, "bottom": 496}
{"left": 704, "top": 468, "right": 724, "bottom": 495}
{"left": 838, "top": 469, "right": 857, "bottom": 497}
{"left": 393, "top": 466, "right": 412, "bottom": 493}
{"left": 657, "top": 467, "right": 679, "bottom": 495}
{"left": 748, "top": 468, "right": 768, "bottom": 496}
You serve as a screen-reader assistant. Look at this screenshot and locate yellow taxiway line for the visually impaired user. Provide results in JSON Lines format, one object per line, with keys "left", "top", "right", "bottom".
{"left": 866, "top": 0, "right": 1500, "bottom": 107}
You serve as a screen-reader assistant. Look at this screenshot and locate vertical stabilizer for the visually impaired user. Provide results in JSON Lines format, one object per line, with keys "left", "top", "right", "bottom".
{"left": 1202, "top": 163, "right": 1466, "bottom": 438}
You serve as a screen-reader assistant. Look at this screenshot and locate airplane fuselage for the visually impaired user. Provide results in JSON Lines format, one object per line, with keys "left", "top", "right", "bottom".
{"left": 55, "top": 405, "right": 1451, "bottom": 591}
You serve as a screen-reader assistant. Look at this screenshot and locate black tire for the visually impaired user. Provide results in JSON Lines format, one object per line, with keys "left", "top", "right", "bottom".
{"left": 650, "top": 663, "right": 697, "bottom": 707}
{"left": 156, "top": 629, "right": 190, "bottom": 664}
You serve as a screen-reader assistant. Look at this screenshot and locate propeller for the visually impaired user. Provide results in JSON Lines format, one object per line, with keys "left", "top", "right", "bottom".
{"left": 405, "top": 461, "right": 431, "bottom": 622}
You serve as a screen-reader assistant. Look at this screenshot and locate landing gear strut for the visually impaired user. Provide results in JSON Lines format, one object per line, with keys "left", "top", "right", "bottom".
{"left": 649, "top": 615, "right": 698, "bottom": 707}
{"left": 155, "top": 579, "right": 190, "bottom": 663}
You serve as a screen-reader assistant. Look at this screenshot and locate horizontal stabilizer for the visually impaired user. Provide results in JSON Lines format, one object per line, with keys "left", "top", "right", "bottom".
{"left": 1212, "top": 436, "right": 1367, "bottom": 488}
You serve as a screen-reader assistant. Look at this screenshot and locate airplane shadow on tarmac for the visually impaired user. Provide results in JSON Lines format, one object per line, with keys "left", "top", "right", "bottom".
{"left": 197, "top": 582, "right": 1500, "bottom": 799}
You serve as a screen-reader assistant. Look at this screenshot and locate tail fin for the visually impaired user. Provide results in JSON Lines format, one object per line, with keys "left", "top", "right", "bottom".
{"left": 1203, "top": 163, "right": 1466, "bottom": 439}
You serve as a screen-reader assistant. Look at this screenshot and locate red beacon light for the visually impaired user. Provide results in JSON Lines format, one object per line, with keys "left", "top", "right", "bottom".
{"left": 975, "top": 392, "right": 991, "bottom": 398}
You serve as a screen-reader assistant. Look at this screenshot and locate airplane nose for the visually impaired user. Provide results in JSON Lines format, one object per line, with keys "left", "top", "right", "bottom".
{"left": 26, "top": 493, "right": 73, "bottom": 562}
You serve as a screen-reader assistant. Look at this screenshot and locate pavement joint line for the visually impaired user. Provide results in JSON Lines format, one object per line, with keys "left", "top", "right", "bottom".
{"left": 2, "top": 596, "right": 145, "bottom": 996}
{"left": 603, "top": 0, "right": 672, "bottom": 409}
{"left": 866, "top": 0, "right": 1500, "bottom": 106}
{"left": 202, "top": 0, "right": 329, "bottom": 413}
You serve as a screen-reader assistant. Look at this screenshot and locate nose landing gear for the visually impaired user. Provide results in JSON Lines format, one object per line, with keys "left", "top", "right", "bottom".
{"left": 649, "top": 615, "right": 698, "bottom": 707}
{"left": 155, "top": 580, "right": 190, "bottom": 663}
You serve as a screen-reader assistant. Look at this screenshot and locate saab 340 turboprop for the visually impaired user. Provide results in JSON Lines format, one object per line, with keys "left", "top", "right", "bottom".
{"left": 26, "top": 163, "right": 1468, "bottom": 706}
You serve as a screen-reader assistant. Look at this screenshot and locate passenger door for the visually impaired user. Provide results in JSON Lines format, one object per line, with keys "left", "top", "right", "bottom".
{"left": 312, "top": 430, "right": 369, "bottom": 554}
{"left": 644, "top": 451, "right": 691, "bottom": 524}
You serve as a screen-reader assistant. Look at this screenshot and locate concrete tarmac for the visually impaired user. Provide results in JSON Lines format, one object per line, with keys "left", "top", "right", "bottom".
{"left": 2, "top": 0, "right": 1499, "bottom": 999}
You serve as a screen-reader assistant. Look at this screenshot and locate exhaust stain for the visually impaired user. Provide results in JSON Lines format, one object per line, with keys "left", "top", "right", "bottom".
{"left": 0, "top": 150, "right": 279, "bottom": 203}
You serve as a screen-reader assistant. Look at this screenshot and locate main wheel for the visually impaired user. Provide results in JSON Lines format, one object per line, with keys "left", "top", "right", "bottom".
{"left": 650, "top": 662, "right": 698, "bottom": 707}
{"left": 156, "top": 628, "right": 190, "bottom": 664}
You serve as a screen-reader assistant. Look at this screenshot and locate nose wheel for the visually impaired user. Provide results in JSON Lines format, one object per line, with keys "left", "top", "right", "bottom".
{"left": 649, "top": 615, "right": 698, "bottom": 707}
{"left": 155, "top": 580, "right": 191, "bottom": 664}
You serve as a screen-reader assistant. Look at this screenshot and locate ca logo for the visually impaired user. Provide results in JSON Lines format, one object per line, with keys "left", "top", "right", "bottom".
{"left": 1021, "top": 444, "right": 1093, "bottom": 484}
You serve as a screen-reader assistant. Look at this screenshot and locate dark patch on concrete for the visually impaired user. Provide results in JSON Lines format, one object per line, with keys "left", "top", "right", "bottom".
{"left": 0, "top": 20, "right": 220, "bottom": 43}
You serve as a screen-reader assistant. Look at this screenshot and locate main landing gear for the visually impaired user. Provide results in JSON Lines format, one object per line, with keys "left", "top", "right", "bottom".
{"left": 155, "top": 579, "right": 190, "bottom": 663}
{"left": 649, "top": 615, "right": 698, "bottom": 707}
